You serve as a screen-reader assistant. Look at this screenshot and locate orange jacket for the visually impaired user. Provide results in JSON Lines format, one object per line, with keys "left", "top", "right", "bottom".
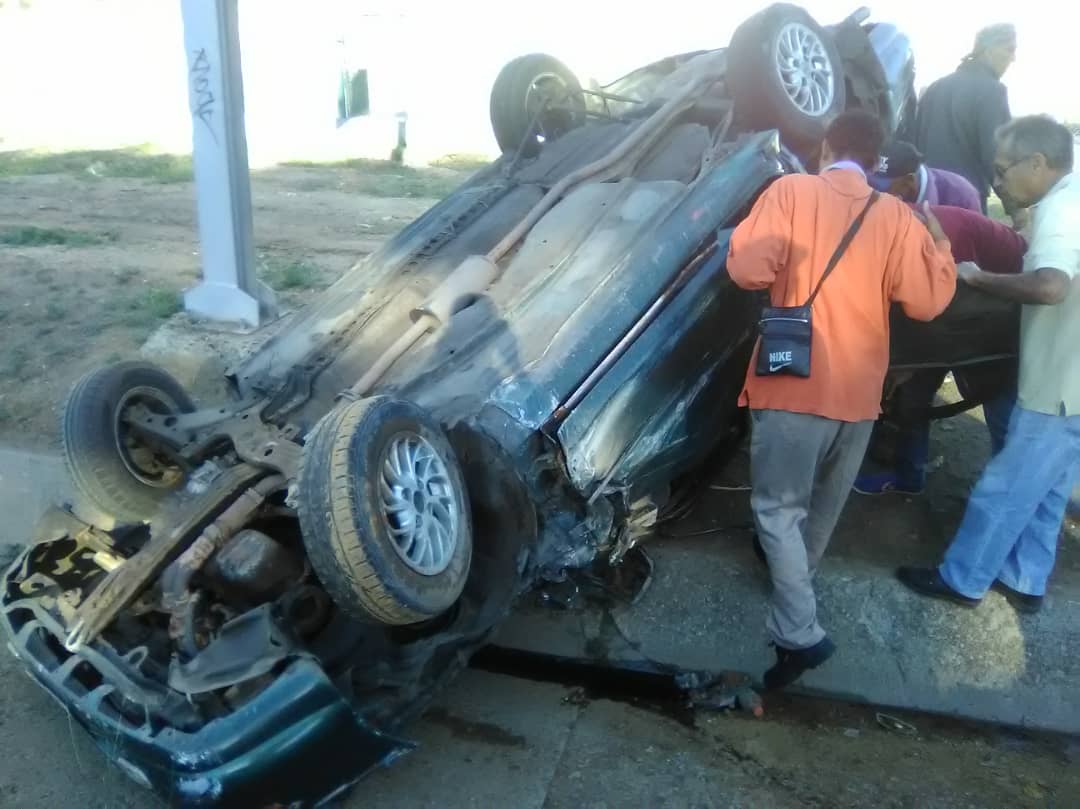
{"left": 728, "top": 169, "right": 956, "bottom": 422}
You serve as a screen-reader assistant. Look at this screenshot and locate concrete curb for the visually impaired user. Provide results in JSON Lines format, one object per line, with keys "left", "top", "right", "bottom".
{"left": 494, "top": 537, "right": 1080, "bottom": 735}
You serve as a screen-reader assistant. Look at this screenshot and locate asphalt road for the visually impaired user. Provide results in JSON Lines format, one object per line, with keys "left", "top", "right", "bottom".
{"left": 0, "top": 445, "right": 1077, "bottom": 807}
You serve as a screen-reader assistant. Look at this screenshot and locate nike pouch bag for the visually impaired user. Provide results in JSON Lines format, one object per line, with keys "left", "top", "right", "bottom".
{"left": 755, "top": 191, "right": 879, "bottom": 378}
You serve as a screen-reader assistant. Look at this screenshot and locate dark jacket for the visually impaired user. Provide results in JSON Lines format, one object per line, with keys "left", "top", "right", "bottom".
{"left": 914, "top": 61, "right": 1011, "bottom": 212}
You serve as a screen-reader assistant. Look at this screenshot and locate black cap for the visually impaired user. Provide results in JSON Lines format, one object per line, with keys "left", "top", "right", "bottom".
{"left": 872, "top": 141, "right": 923, "bottom": 180}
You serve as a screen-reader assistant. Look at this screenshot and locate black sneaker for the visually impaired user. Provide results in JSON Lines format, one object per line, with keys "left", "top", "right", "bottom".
{"left": 991, "top": 581, "right": 1043, "bottom": 614}
{"left": 853, "top": 472, "right": 924, "bottom": 496}
{"left": 896, "top": 567, "right": 980, "bottom": 608}
{"left": 763, "top": 636, "right": 836, "bottom": 691}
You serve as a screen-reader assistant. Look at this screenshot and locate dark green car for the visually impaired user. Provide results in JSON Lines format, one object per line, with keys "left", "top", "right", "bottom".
{"left": 2, "top": 6, "right": 1013, "bottom": 805}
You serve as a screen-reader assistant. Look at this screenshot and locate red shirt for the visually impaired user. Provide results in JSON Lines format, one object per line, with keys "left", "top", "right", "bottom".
{"left": 922, "top": 204, "right": 1026, "bottom": 273}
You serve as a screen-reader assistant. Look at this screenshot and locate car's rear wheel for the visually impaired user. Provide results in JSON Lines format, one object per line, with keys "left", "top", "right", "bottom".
{"left": 298, "top": 396, "right": 473, "bottom": 626}
{"left": 728, "top": 3, "right": 846, "bottom": 148}
{"left": 61, "top": 361, "right": 195, "bottom": 528}
{"left": 489, "top": 53, "right": 586, "bottom": 157}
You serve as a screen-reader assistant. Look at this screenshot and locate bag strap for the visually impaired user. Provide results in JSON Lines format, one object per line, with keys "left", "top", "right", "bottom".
{"left": 805, "top": 191, "right": 880, "bottom": 308}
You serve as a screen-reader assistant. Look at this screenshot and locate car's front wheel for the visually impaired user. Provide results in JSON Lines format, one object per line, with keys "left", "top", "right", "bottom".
{"left": 298, "top": 396, "right": 473, "bottom": 626}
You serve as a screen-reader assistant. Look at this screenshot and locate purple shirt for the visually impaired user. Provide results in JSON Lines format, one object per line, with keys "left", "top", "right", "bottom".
{"left": 923, "top": 167, "right": 982, "bottom": 212}
{"left": 823, "top": 160, "right": 867, "bottom": 177}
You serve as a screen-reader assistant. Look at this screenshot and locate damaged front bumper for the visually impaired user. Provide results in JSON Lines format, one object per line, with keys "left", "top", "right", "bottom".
{"left": 1, "top": 541, "right": 410, "bottom": 807}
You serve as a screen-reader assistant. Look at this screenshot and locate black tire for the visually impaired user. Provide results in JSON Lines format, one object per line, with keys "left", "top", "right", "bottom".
{"left": 297, "top": 397, "right": 473, "bottom": 626}
{"left": 727, "top": 4, "right": 846, "bottom": 148}
{"left": 61, "top": 361, "right": 195, "bottom": 528}
{"left": 489, "top": 53, "right": 585, "bottom": 157}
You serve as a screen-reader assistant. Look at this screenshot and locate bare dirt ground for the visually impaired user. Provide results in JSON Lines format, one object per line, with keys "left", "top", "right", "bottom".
{"left": 0, "top": 154, "right": 462, "bottom": 450}
{"left": 0, "top": 149, "right": 1076, "bottom": 808}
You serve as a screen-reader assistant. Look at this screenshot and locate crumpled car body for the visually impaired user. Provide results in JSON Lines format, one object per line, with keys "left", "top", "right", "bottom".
{"left": 0, "top": 8, "right": 1015, "bottom": 807}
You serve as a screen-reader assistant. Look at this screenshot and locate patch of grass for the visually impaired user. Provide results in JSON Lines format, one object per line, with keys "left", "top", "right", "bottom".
{"left": 260, "top": 257, "right": 320, "bottom": 290}
{"left": 279, "top": 262, "right": 317, "bottom": 289}
{"left": 366, "top": 171, "right": 463, "bottom": 199}
{"left": 279, "top": 156, "right": 463, "bottom": 199}
{"left": 141, "top": 287, "right": 181, "bottom": 319}
{"left": 0, "top": 146, "right": 193, "bottom": 183}
{"left": 0, "top": 226, "right": 116, "bottom": 247}
{"left": 987, "top": 195, "right": 1008, "bottom": 224}
{"left": 281, "top": 156, "right": 409, "bottom": 174}
{"left": 114, "top": 286, "right": 181, "bottom": 330}
{"left": 429, "top": 153, "right": 492, "bottom": 173}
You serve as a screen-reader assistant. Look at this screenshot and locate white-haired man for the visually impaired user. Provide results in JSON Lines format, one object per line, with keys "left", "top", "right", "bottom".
{"left": 899, "top": 115, "right": 1080, "bottom": 615}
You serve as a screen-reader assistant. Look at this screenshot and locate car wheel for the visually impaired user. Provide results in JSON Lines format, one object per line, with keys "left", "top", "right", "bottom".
{"left": 728, "top": 3, "right": 846, "bottom": 148}
{"left": 298, "top": 396, "right": 473, "bottom": 626}
{"left": 489, "top": 53, "right": 586, "bottom": 157}
{"left": 61, "top": 361, "right": 195, "bottom": 528}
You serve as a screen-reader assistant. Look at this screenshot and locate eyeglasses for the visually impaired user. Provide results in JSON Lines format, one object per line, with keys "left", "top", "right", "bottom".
{"left": 994, "top": 156, "right": 1031, "bottom": 180}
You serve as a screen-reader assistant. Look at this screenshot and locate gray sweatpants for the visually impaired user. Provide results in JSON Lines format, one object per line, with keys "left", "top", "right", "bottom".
{"left": 749, "top": 409, "right": 873, "bottom": 650}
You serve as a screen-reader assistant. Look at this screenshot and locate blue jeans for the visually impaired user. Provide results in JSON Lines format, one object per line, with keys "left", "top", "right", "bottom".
{"left": 896, "top": 392, "right": 1015, "bottom": 487}
{"left": 939, "top": 406, "right": 1080, "bottom": 598}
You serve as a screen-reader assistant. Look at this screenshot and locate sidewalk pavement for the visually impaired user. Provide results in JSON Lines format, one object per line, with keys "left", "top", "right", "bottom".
{"left": 495, "top": 480, "right": 1080, "bottom": 735}
{"left": 0, "top": 447, "right": 67, "bottom": 546}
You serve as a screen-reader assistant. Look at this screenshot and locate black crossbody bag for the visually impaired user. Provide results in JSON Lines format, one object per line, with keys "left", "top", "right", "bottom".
{"left": 755, "top": 191, "right": 879, "bottom": 378}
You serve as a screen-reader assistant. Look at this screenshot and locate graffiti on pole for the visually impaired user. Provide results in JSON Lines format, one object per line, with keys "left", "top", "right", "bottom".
{"left": 189, "top": 47, "right": 219, "bottom": 144}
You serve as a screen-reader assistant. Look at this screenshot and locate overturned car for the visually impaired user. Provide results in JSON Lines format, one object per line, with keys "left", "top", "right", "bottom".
{"left": 1, "top": 5, "right": 1018, "bottom": 807}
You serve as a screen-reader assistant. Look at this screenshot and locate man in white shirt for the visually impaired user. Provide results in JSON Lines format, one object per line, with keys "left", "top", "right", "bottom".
{"left": 897, "top": 115, "right": 1080, "bottom": 614}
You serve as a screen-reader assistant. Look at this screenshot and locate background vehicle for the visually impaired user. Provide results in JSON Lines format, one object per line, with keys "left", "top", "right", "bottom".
{"left": 0, "top": 6, "right": 1007, "bottom": 806}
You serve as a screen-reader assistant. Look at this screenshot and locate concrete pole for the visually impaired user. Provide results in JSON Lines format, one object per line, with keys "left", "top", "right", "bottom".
{"left": 180, "top": 0, "right": 277, "bottom": 329}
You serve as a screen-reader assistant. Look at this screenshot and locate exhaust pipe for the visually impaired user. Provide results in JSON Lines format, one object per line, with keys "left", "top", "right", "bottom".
{"left": 343, "top": 256, "right": 498, "bottom": 399}
{"left": 343, "top": 65, "right": 724, "bottom": 398}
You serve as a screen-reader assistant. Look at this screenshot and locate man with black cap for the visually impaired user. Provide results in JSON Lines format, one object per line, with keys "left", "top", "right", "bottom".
{"left": 855, "top": 138, "right": 1018, "bottom": 497}
{"left": 870, "top": 141, "right": 982, "bottom": 212}
{"left": 914, "top": 23, "right": 1016, "bottom": 213}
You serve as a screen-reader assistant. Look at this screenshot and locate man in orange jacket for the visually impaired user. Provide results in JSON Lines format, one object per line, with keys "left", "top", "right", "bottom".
{"left": 727, "top": 110, "right": 957, "bottom": 690}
